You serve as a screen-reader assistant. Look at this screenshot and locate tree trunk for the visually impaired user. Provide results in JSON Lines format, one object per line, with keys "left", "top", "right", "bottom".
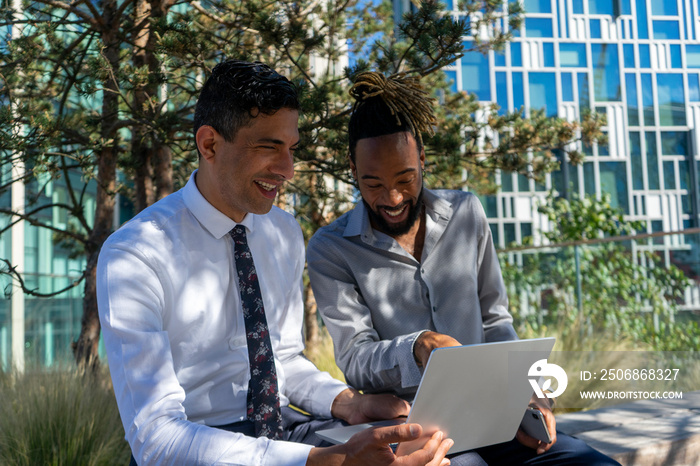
{"left": 303, "top": 284, "right": 319, "bottom": 352}
{"left": 302, "top": 172, "right": 327, "bottom": 351}
{"left": 155, "top": 143, "right": 173, "bottom": 200}
{"left": 132, "top": 0, "right": 155, "bottom": 213}
{"left": 72, "top": 2, "right": 120, "bottom": 369}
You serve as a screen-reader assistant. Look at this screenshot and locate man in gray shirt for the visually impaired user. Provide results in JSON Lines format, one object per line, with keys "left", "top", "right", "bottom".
{"left": 307, "top": 72, "right": 619, "bottom": 466}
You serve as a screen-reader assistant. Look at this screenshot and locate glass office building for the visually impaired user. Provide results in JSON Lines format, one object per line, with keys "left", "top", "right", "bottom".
{"left": 0, "top": 168, "right": 102, "bottom": 370}
{"left": 394, "top": 0, "right": 700, "bottom": 309}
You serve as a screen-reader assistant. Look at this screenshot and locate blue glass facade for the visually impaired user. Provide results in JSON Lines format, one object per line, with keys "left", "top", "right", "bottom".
{"left": 395, "top": 0, "right": 700, "bottom": 309}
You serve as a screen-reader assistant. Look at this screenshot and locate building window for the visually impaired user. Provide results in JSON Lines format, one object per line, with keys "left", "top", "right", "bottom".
{"left": 525, "top": 18, "right": 554, "bottom": 38}
{"left": 637, "top": 0, "right": 649, "bottom": 39}
{"left": 496, "top": 72, "right": 508, "bottom": 114}
{"left": 656, "top": 74, "right": 686, "bottom": 126}
{"left": 623, "top": 44, "right": 635, "bottom": 68}
{"left": 639, "top": 44, "right": 651, "bottom": 68}
{"left": 511, "top": 42, "right": 523, "bottom": 66}
{"left": 641, "top": 73, "right": 655, "bottom": 125}
{"left": 686, "top": 45, "right": 700, "bottom": 67}
{"left": 524, "top": 0, "right": 552, "bottom": 14}
{"left": 646, "top": 131, "right": 660, "bottom": 190}
{"left": 543, "top": 42, "right": 555, "bottom": 66}
{"left": 626, "top": 73, "right": 639, "bottom": 125}
{"left": 589, "top": 0, "right": 615, "bottom": 15}
{"left": 562, "top": 72, "right": 574, "bottom": 101}
{"left": 653, "top": 20, "right": 681, "bottom": 40}
{"left": 660, "top": 131, "right": 688, "bottom": 155}
{"left": 600, "top": 162, "right": 630, "bottom": 213}
{"left": 689, "top": 74, "right": 700, "bottom": 101}
{"left": 630, "top": 131, "right": 644, "bottom": 189}
{"left": 513, "top": 72, "right": 525, "bottom": 110}
{"left": 461, "top": 47, "right": 491, "bottom": 100}
{"left": 559, "top": 43, "right": 587, "bottom": 67}
{"left": 591, "top": 44, "right": 621, "bottom": 101}
{"left": 529, "top": 72, "right": 557, "bottom": 117}
{"left": 670, "top": 44, "right": 682, "bottom": 68}
{"left": 651, "top": 0, "right": 678, "bottom": 15}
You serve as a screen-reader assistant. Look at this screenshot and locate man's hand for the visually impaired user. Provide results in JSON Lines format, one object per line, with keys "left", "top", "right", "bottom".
{"left": 413, "top": 331, "right": 461, "bottom": 368}
{"left": 515, "top": 395, "right": 557, "bottom": 454}
{"left": 331, "top": 388, "right": 411, "bottom": 425}
{"left": 306, "top": 424, "right": 453, "bottom": 466}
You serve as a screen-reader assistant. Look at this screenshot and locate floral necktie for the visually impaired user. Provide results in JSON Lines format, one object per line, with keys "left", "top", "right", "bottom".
{"left": 230, "top": 225, "right": 283, "bottom": 440}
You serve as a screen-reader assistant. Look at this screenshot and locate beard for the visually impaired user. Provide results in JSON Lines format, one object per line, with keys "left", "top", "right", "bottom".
{"left": 364, "top": 188, "right": 424, "bottom": 237}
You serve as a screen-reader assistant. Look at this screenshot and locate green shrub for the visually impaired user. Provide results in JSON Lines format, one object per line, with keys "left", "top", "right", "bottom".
{"left": 0, "top": 366, "right": 130, "bottom": 466}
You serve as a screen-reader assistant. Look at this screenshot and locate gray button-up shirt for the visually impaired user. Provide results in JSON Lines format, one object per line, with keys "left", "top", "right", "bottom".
{"left": 307, "top": 189, "right": 518, "bottom": 396}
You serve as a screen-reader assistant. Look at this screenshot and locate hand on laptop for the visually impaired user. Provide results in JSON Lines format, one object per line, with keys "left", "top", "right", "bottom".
{"left": 413, "top": 331, "right": 461, "bottom": 368}
{"left": 307, "top": 424, "right": 453, "bottom": 466}
{"left": 331, "top": 388, "right": 411, "bottom": 425}
{"left": 516, "top": 396, "right": 558, "bottom": 454}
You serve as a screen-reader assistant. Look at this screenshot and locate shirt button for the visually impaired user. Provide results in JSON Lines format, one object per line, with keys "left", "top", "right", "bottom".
{"left": 229, "top": 336, "right": 246, "bottom": 349}
{"left": 432, "top": 306, "right": 437, "bottom": 312}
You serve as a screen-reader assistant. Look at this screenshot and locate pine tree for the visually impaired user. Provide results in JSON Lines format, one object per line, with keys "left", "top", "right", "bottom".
{"left": 0, "top": 0, "right": 603, "bottom": 366}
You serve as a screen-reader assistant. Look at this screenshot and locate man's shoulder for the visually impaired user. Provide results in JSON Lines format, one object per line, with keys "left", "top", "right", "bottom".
{"left": 429, "top": 189, "right": 483, "bottom": 214}
{"left": 309, "top": 209, "right": 354, "bottom": 247}
{"left": 104, "top": 190, "right": 188, "bottom": 249}
{"left": 430, "top": 188, "right": 477, "bottom": 205}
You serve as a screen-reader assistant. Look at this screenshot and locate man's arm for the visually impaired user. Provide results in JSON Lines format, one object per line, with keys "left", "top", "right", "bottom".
{"left": 412, "top": 331, "right": 461, "bottom": 368}
{"left": 307, "top": 235, "right": 425, "bottom": 393}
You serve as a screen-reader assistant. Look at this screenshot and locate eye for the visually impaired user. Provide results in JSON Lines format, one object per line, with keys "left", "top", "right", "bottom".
{"left": 399, "top": 177, "right": 415, "bottom": 185}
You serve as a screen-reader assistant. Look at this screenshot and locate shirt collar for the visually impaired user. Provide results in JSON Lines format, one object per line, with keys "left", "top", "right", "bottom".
{"left": 343, "top": 188, "right": 453, "bottom": 239}
{"left": 183, "top": 169, "right": 257, "bottom": 239}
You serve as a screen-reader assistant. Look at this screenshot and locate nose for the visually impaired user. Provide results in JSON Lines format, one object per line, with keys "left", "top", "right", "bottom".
{"left": 384, "top": 188, "right": 403, "bottom": 206}
{"left": 272, "top": 148, "right": 295, "bottom": 180}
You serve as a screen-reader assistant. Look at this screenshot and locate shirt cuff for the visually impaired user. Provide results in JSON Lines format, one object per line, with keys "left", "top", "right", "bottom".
{"left": 399, "top": 330, "right": 431, "bottom": 389}
{"left": 263, "top": 440, "right": 313, "bottom": 466}
{"left": 320, "top": 380, "right": 351, "bottom": 419}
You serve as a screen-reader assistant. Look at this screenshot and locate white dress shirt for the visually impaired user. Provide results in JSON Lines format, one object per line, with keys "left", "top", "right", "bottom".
{"left": 97, "top": 171, "right": 347, "bottom": 465}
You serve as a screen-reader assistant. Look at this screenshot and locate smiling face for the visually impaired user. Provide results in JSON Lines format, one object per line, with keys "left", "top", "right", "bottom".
{"left": 351, "top": 131, "right": 425, "bottom": 237}
{"left": 195, "top": 108, "right": 299, "bottom": 222}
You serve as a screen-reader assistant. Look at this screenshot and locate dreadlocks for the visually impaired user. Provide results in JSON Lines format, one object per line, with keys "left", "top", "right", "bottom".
{"left": 348, "top": 71, "right": 437, "bottom": 162}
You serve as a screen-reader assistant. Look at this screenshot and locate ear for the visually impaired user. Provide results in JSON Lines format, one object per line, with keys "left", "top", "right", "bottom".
{"left": 348, "top": 155, "right": 358, "bottom": 180}
{"left": 196, "top": 126, "right": 219, "bottom": 163}
{"left": 419, "top": 146, "right": 425, "bottom": 170}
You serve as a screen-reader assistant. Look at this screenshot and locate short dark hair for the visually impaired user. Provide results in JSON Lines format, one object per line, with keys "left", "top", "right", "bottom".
{"left": 348, "top": 72, "right": 436, "bottom": 163}
{"left": 193, "top": 60, "right": 299, "bottom": 147}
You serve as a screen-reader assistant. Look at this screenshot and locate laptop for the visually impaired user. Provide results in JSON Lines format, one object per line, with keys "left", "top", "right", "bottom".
{"left": 316, "top": 337, "right": 556, "bottom": 455}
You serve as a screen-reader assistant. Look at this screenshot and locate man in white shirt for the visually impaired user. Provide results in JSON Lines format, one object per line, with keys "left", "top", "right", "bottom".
{"left": 97, "top": 60, "right": 453, "bottom": 465}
